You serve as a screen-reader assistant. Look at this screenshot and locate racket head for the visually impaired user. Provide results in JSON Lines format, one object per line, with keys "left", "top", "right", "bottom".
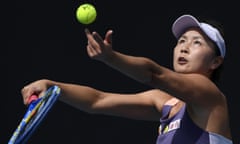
{"left": 8, "top": 85, "right": 61, "bottom": 144}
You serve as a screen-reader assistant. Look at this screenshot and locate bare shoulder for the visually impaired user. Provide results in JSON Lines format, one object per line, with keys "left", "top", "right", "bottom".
{"left": 138, "top": 89, "right": 174, "bottom": 112}
{"left": 187, "top": 92, "right": 232, "bottom": 139}
{"left": 184, "top": 75, "right": 231, "bottom": 138}
{"left": 169, "top": 73, "right": 224, "bottom": 107}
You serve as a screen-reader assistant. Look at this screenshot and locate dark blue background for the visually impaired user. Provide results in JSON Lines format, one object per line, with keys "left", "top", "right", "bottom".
{"left": 5, "top": 0, "right": 240, "bottom": 143}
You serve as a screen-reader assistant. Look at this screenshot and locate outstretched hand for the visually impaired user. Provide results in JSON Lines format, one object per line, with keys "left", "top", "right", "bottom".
{"left": 85, "top": 28, "right": 114, "bottom": 62}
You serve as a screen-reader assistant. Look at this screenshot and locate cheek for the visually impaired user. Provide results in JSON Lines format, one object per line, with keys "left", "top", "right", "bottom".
{"left": 173, "top": 48, "right": 178, "bottom": 61}
{"left": 189, "top": 53, "right": 212, "bottom": 71}
{"left": 191, "top": 49, "right": 213, "bottom": 63}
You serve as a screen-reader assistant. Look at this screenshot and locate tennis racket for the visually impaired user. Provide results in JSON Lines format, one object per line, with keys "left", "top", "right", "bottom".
{"left": 8, "top": 85, "right": 61, "bottom": 144}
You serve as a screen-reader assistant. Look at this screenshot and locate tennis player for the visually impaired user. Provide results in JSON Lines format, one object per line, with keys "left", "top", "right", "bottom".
{"left": 22, "top": 14, "right": 232, "bottom": 143}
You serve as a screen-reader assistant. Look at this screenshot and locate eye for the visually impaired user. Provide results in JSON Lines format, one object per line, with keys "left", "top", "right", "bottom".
{"left": 178, "top": 38, "right": 185, "bottom": 44}
{"left": 194, "top": 40, "right": 201, "bottom": 45}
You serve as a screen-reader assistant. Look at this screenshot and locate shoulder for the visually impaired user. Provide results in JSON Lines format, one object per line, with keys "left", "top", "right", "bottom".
{"left": 138, "top": 89, "right": 176, "bottom": 112}
{"left": 139, "top": 89, "right": 173, "bottom": 101}
{"left": 173, "top": 73, "right": 223, "bottom": 106}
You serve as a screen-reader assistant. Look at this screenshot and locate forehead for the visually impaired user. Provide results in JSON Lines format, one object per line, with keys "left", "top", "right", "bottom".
{"left": 182, "top": 27, "right": 206, "bottom": 38}
{"left": 179, "top": 28, "right": 216, "bottom": 51}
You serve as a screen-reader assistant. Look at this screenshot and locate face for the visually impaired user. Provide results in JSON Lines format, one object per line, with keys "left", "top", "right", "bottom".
{"left": 173, "top": 28, "right": 218, "bottom": 76}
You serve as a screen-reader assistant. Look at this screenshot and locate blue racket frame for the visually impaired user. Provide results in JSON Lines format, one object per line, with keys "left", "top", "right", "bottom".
{"left": 8, "top": 85, "right": 61, "bottom": 144}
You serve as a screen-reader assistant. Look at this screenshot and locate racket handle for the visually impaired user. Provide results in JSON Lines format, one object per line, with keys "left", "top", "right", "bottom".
{"left": 27, "top": 95, "right": 38, "bottom": 104}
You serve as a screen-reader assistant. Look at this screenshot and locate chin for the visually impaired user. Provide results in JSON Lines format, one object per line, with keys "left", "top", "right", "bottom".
{"left": 174, "top": 69, "right": 191, "bottom": 74}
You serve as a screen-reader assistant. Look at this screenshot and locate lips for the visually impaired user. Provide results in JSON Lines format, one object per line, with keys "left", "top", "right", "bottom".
{"left": 178, "top": 57, "right": 188, "bottom": 64}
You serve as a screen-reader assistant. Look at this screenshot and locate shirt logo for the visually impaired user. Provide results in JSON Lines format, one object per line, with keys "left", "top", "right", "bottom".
{"left": 159, "top": 119, "right": 181, "bottom": 135}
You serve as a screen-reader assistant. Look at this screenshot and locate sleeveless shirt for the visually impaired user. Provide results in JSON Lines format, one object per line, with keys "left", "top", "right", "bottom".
{"left": 156, "top": 104, "right": 232, "bottom": 144}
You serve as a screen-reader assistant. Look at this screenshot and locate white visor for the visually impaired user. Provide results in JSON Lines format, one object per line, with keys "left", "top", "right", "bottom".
{"left": 172, "top": 14, "right": 226, "bottom": 58}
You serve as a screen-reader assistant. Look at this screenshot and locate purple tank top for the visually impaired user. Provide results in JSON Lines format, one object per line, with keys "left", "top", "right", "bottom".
{"left": 156, "top": 104, "right": 232, "bottom": 144}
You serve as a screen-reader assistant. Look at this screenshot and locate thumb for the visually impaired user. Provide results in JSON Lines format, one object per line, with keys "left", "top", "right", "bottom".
{"left": 105, "top": 30, "right": 113, "bottom": 44}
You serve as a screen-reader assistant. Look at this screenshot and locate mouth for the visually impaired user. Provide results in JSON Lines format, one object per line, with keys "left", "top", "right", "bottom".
{"left": 178, "top": 57, "right": 188, "bottom": 65}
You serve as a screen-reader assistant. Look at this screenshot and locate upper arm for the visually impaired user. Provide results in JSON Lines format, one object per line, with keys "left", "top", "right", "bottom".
{"left": 149, "top": 69, "right": 222, "bottom": 108}
{"left": 91, "top": 89, "right": 172, "bottom": 121}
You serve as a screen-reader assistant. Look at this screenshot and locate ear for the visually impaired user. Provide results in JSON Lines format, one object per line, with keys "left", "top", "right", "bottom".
{"left": 210, "top": 56, "right": 223, "bottom": 70}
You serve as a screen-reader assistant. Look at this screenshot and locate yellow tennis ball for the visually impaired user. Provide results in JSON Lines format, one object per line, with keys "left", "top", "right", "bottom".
{"left": 76, "top": 3, "right": 97, "bottom": 25}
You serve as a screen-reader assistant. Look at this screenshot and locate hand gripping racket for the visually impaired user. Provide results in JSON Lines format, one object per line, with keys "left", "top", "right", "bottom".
{"left": 8, "top": 85, "right": 61, "bottom": 144}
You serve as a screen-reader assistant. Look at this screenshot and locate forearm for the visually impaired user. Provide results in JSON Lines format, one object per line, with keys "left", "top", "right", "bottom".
{"left": 45, "top": 80, "right": 102, "bottom": 113}
{"left": 102, "top": 51, "right": 161, "bottom": 84}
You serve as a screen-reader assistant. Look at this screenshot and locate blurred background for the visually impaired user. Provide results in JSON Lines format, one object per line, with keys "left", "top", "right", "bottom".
{"left": 5, "top": 0, "right": 240, "bottom": 143}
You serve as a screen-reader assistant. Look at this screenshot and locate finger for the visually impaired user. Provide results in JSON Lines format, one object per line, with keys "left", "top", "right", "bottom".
{"left": 21, "top": 86, "right": 32, "bottom": 105}
{"left": 87, "top": 45, "right": 97, "bottom": 58}
{"left": 85, "top": 28, "right": 98, "bottom": 45}
{"left": 85, "top": 29, "right": 102, "bottom": 52}
{"left": 84, "top": 28, "right": 91, "bottom": 36}
{"left": 105, "top": 30, "right": 113, "bottom": 44}
{"left": 87, "top": 40, "right": 98, "bottom": 53}
{"left": 21, "top": 86, "right": 42, "bottom": 105}
{"left": 92, "top": 32, "right": 104, "bottom": 47}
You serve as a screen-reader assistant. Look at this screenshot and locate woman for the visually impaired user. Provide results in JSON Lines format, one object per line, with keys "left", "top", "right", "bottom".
{"left": 21, "top": 14, "right": 232, "bottom": 143}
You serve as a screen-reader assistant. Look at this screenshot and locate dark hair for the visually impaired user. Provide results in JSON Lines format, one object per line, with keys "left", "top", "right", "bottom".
{"left": 202, "top": 19, "right": 225, "bottom": 83}
{"left": 211, "top": 44, "right": 224, "bottom": 83}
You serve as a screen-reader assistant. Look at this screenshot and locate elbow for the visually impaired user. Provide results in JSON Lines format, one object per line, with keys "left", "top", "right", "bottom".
{"left": 137, "top": 58, "right": 157, "bottom": 84}
{"left": 79, "top": 105, "right": 100, "bottom": 115}
{"left": 143, "top": 71, "right": 165, "bottom": 88}
{"left": 143, "top": 72, "right": 156, "bottom": 87}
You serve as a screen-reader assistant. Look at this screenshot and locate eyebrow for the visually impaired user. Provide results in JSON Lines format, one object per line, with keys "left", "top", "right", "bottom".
{"left": 180, "top": 34, "right": 204, "bottom": 40}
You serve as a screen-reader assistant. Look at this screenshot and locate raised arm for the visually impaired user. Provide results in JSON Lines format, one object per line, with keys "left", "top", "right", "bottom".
{"left": 85, "top": 28, "right": 223, "bottom": 108}
{"left": 85, "top": 28, "right": 167, "bottom": 84}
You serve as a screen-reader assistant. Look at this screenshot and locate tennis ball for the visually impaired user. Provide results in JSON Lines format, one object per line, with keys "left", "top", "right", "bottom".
{"left": 76, "top": 3, "right": 97, "bottom": 25}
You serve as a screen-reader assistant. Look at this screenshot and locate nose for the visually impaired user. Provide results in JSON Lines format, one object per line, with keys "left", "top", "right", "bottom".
{"left": 180, "top": 43, "right": 190, "bottom": 54}
{"left": 180, "top": 48, "right": 189, "bottom": 54}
